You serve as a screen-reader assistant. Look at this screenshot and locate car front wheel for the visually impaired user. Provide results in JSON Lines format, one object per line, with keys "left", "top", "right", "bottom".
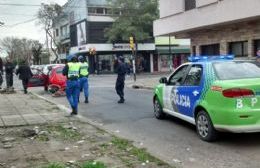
{"left": 196, "top": 110, "right": 218, "bottom": 142}
{"left": 154, "top": 97, "right": 165, "bottom": 119}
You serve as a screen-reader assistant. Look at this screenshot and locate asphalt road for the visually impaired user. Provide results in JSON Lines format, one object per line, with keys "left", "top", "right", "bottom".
{"left": 13, "top": 75, "right": 260, "bottom": 168}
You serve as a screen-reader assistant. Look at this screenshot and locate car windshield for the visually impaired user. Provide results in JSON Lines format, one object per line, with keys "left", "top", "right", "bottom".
{"left": 56, "top": 67, "right": 64, "bottom": 74}
{"left": 213, "top": 61, "right": 260, "bottom": 80}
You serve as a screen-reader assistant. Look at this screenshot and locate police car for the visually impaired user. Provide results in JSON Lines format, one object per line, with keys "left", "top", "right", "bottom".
{"left": 153, "top": 55, "right": 260, "bottom": 141}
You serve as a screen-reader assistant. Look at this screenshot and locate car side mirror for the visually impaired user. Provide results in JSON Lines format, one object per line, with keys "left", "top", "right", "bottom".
{"left": 159, "top": 77, "right": 168, "bottom": 84}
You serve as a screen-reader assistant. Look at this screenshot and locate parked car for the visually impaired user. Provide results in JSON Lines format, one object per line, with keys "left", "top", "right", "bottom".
{"left": 153, "top": 55, "right": 260, "bottom": 142}
{"left": 28, "top": 64, "right": 66, "bottom": 92}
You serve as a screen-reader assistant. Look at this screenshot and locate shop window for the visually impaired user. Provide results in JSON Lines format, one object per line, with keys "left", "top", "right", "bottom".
{"left": 201, "top": 44, "right": 220, "bottom": 56}
{"left": 229, "top": 41, "right": 248, "bottom": 57}
{"left": 254, "top": 40, "right": 260, "bottom": 56}
{"left": 185, "top": 0, "right": 196, "bottom": 11}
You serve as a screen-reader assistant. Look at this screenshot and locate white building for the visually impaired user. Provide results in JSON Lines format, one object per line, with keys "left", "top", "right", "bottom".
{"left": 154, "top": 0, "right": 260, "bottom": 57}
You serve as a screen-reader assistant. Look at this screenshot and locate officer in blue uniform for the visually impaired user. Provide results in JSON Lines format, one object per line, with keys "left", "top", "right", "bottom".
{"left": 78, "top": 55, "right": 89, "bottom": 103}
{"left": 63, "top": 55, "right": 80, "bottom": 115}
{"left": 115, "top": 56, "right": 127, "bottom": 103}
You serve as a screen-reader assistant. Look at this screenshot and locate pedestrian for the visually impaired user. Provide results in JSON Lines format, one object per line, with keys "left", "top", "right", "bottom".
{"left": 5, "top": 57, "right": 15, "bottom": 89}
{"left": 78, "top": 55, "right": 89, "bottom": 103}
{"left": 62, "top": 55, "right": 81, "bottom": 115}
{"left": 0, "top": 57, "right": 3, "bottom": 90}
{"left": 115, "top": 56, "right": 127, "bottom": 103}
{"left": 15, "top": 60, "right": 33, "bottom": 94}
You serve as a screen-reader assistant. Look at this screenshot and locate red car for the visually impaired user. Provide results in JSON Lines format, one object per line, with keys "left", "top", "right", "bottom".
{"left": 28, "top": 64, "right": 66, "bottom": 95}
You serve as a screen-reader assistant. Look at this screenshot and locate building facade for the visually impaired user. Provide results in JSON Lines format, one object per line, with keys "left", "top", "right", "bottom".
{"left": 154, "top": 0, "right": 260, "bottom": 58}
{"left": 54, "top": 0, "right": 155, "bottom": 74}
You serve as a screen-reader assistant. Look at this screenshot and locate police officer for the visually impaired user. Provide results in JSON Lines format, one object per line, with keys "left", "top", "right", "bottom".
{"left": 78, "top": 55, "right": 89, "bottom": 103}
{"left": 63, "top": 55, "right": 81, "bottom": 115}
{"left": 115, "top": 56, "right": 127, "bottom": 103}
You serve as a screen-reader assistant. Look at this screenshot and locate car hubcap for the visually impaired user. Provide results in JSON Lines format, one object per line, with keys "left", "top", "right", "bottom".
{"left": 154, "top": 100, "right": 160, "bottom": 117}
{"left": 197, "top": 115, "right": 209, "bottom": 138}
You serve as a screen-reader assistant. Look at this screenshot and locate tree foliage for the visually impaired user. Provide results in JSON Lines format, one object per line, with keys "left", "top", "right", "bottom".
{"left": 37, "top": 3, "right": 63, "bottom": 63}
{"left": 105, "top": 0, "right": 159, "bottom": 43}
{"left": 0, "top": 37, "right": 43, "bottom": 64}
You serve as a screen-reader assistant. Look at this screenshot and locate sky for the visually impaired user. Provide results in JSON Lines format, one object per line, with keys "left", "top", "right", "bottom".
{"left": 0, "top": 0, "right": 67, "bottom": 42}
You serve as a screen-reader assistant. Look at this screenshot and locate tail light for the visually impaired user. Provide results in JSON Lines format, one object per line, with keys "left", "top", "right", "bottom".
{"left": 222, "top": 88, "right": 254, "bottom": 98}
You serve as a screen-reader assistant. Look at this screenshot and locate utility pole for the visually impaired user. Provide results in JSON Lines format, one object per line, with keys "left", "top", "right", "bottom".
{"left": 130, "top": 35, "right": 137, "bottom": 81}
{"left": 169, "top": 35, "right": 173, "bottom": 72}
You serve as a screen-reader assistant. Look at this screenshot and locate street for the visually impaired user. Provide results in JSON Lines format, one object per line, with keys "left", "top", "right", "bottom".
{"left": 19, "top": 75, "right": 260, "bottom": 168}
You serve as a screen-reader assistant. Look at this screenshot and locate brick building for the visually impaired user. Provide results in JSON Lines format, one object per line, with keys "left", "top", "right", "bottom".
{"left": 154, "top": 0, "right": 260, "bottom": 58}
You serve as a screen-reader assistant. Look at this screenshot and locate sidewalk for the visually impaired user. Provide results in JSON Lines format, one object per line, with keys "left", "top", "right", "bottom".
{"left": 0, "top": 91, "right": 172, "bottom": 168}
{"left": 0, "top": 92, "right": 69, "bottom": 127}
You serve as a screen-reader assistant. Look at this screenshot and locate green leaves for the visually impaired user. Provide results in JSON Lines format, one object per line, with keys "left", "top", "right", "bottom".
{"left": 105, "top": 0, "right": 159, "bottom": 43}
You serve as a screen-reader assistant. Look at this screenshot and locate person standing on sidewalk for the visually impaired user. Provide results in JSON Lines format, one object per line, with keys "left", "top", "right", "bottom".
{"left": 63, "top": 55, "right": 81, "bottom": 115}
{"left": 0, "top": 57, "right": 3, "bottom": 90}
{"left": 115, "top": 56, "right": 127, "bottom": 104}
{"left": 78, "top": 55, "right": 89, "bottom": 103}
{"left": 16, "top": 60, "right": 33, "bottom": 94}
{"left": 5, "top": 57, "right": 15, "bottom": 89}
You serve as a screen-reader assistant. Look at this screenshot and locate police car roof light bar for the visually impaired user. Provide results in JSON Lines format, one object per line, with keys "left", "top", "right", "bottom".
{"left": 188, "top": 55, "right": 234, "bottom": 62}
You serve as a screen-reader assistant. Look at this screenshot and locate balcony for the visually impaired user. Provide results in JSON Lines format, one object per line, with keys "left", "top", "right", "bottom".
{"left": 154, "top": 0, "right": 260, "bottom": 37}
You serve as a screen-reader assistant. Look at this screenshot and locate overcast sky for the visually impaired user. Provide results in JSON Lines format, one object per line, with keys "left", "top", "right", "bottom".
{"left": 0, "top": 0, "right": 67, "bottom": 43}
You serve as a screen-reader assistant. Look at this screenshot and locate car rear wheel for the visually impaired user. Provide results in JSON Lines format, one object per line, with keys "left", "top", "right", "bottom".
{"left": 196, "top": 110, "right": 218, "bottom": 142}
{"left": 154, "top": 97, "right": 165, "bottom": 119}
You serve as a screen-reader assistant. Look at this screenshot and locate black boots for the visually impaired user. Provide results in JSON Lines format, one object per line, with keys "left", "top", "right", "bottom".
{"left": 118, "top": 98, "right": 125, "bottom": 104}
{"left": 70, "top": 108, "right": 78, "bottom": 115}
{"left": 24, "top": 89, "right": 28, "bottom": 94}
{"left": 85, "top": 97, "right": 89, "bottom": 104}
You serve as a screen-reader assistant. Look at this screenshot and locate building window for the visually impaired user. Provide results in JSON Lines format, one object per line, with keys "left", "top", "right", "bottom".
{"left": 254, "top": 40, "right": 260, "bottom": 56}
{"left": 56, "top": 29, "right": 59, "bottom": 37}
{"left": 96, "top": 8, "right": 104, "bottom": 14}
{"left": 185, "top": 0, "right": 196, "bottom": 11}
{"left": 201, "top": 44, "right": 220, "bottom": 56}
{"left": 192, "top": 46, "right": 196, "bottom": 56}
{"left": 61, "top": 24, "right": 69, "bottom": 38}
{"left": 229, "top": 41, "right": 248, "bottom": 57}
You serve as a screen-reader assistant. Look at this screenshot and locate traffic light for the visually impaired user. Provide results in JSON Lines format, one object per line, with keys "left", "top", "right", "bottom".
{"left": 129, "top": 36, "right": 135, "bottom": 50}
{"left": 89, "top": 47, "right": 96, "bottom": 55}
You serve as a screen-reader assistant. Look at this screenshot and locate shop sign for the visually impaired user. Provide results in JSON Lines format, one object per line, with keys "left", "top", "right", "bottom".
{"left": 112, "top": 44, "right": 132, "bottom": 51}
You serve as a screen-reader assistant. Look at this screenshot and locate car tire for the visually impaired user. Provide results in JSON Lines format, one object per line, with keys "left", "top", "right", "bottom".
{"left": 196, "top": 110, "right": 218, "bottom": 142}
{"left": 154, "top": 97, "right": 165, "bottom": 119}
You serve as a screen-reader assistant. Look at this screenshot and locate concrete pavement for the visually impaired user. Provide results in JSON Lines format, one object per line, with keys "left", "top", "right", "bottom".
{"left": 0, "top": 90, "right": 73, "bottom": 127}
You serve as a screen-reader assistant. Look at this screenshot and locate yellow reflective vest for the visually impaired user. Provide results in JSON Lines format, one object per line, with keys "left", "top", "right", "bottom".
{"left": 79, "top": 62, "right": 89, "bottom": 76}
{"left": 68, "top": 62, "right": 80, "bottom": 78}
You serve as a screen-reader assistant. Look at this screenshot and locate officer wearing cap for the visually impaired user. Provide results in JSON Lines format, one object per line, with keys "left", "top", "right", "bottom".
{"left": 115, "top": 56, "right": 127, "bottom": 103}
{"left": 63, "top": 55, "right": 81, "bottom": 115}
{"left": 78, "top": 55, "right": 89, "bottom": 103}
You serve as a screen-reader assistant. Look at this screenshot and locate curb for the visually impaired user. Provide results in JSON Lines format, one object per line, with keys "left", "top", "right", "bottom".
{"left": 29, "top": 91, "right": 125, "bottom": 139}
{"left": 131, "top": 84, "right": 154, "bottom": 90}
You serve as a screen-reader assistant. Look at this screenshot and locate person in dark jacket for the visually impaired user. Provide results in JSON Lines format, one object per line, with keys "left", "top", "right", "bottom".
{"left": 115, "top": 56, "right": 127, "bottom": 103}
{"left": 16, "top": 61, "right": 33, "bottom": 94}
{"left": 0, "top": 57, "right": 3, "bottom": 89}
{"left": 5, "top": 57, "right": 15, "bottom": 88}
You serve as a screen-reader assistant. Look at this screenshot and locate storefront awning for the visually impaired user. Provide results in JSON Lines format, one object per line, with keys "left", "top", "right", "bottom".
{"left": 156, "top": 45, "right": 190, "bottom": 54}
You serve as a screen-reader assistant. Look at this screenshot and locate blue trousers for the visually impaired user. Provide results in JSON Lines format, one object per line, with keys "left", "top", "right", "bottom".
{"left": 66, "top": 80, "right": 80, "bottom": 111}
{"left": 79, "top": 77, "right": 89, "bottom": 98}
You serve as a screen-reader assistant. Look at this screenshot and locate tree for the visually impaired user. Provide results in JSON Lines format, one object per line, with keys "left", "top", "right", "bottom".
{"left": 105, "top": 0, "right": 159, "bottom": 43}
{"left": 32, "top": 41, "right": 43, "bottom": 65}
{"left": 0, "top": 37, "right": 43, "bottom": 64}
{"left": 37, "top": 3, "right": 63, "bottom": 63}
